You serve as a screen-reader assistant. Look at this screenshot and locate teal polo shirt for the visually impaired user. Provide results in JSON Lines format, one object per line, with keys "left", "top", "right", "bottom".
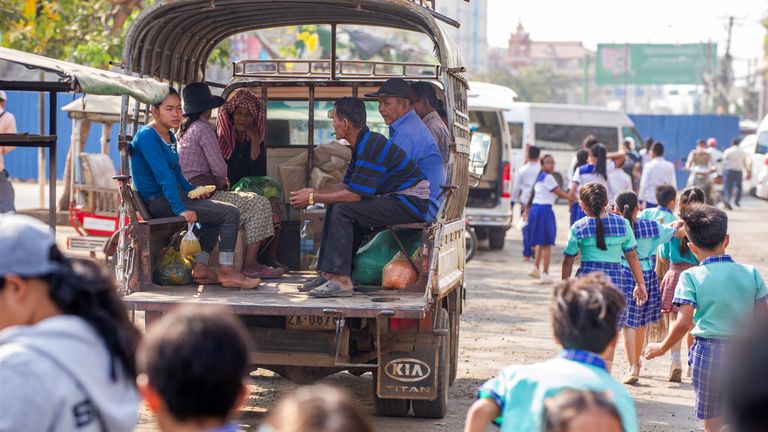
{"left": 638, "top": 207, "right": 677, "bottom": 225}
{"left": 564, "top": 214, "right": 638, "bottom": 263}
{"left": 477, "top": 350, "right": 638, "bottom": 432}
{"left": 674, "top": 255, "right": 768, "bottom": 339}
{"left": 660, "top": 238, "right": 699, "bottom": 266}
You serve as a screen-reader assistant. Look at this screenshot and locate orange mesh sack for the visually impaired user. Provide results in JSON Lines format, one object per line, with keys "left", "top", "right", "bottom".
{"left": 179, "top": 223, "right": 202, "bottom": 257}
{"left": 382, "top": 252, "right": 418, "bottom": 290}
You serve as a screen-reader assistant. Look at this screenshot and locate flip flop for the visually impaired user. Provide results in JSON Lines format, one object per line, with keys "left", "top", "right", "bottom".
{"left": 243, "top": 265, "right": 285, "bottom": 279}
{"left": 193, "top": 276, "right": 219, "bottom": 285}
{"left": 299, "top": 275, "right": 327, "bottom": 292}
{"left": 308, "top": 280, "right": 354, "bottom": 298}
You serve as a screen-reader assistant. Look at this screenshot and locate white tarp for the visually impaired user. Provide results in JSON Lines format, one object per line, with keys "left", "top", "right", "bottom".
{"left": 0, "top": 47, "right": 168, "bottom": 105}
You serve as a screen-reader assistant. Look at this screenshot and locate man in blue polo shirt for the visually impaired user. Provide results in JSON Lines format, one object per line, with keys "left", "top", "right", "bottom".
{"left": 365, "top": 78, "right": 446, "bottom": 222}
{"left": 289, "top": 97, "right": 429, "bottom": 298}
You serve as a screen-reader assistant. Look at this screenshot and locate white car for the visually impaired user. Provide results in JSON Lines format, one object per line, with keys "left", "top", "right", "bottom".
{"left": 740, "top": 133, "right": 768, "bottom": 199}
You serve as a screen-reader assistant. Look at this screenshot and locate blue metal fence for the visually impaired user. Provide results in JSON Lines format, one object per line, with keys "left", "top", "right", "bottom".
{"left": 629, "top": 114, "right": 740, "bottom": 189}
{"left": 2, "top": 90, "right": 121, "bottom": 180}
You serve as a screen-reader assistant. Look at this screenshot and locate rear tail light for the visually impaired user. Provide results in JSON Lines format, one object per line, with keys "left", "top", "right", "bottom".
{"left": 763, "top": 158, "right": 768, "bottom": 166}
{"left": 502, "top": 162, "right": 511, "bottom": 198}
{"left": 389, "top": 319, "right": 418, "bottom": 333}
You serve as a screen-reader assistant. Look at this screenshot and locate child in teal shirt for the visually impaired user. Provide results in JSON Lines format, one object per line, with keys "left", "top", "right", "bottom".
{"left": 465, "top": 274, "right": 638, "bottom": 432}
{"left": 658, "top": 187, "right": 705, "bottom": 382}
{"left": 562, "top": 182, "right": 646, "bottom": 371}
{"left": 646, "top": 204, "right": 768, "bottom": 432}
{"left": 614, "top": 190, "right": 677, "bottom": 385}
{"left": 638, "top": 184, "right": 677, "bottom": 225}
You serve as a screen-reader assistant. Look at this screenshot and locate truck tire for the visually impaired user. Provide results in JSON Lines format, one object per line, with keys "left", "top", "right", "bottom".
{"left": 488, "top": 227, "right": 506, "bottom": 250}
{"left": 372, "top": 376, "right": 411, "bottom": 417}
{"left": 412, "top": 308, "right": 450, "bottom": 418}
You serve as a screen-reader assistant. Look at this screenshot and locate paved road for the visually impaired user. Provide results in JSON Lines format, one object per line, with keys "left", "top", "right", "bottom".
{"left": 36, "top": 180, "right": 764, "bottom": 431}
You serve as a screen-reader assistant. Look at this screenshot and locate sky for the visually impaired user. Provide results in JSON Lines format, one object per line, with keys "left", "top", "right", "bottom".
{"left": 487, "top": 0, "right": 768, "bottom": 76}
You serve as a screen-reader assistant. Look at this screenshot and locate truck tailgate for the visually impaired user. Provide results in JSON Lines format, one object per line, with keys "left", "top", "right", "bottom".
{"left": 123, "top": 273, "right": 431, "bottom": 319}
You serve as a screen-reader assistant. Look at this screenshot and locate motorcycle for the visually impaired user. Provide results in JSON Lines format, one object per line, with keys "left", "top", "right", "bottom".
{"left": 687, "top": 166, "right": 715, "bottom": 204}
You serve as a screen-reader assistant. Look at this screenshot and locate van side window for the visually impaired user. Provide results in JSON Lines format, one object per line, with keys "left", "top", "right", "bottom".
{"left": 265, "top": 100, "right": 388, "bottom": 147}
{"left": 508, "top": 122, "right": 523, "bottom": 149}
{"left": 534, "top": 124, "right": 618, "bottom": 152}
{"left": 621, "top": 126, "right": 644, "bottom": 147}
{"left": 757, "top": 132, "right": 768, "bottom": 155}
{"left": 469, "top": 111, "right": 502, "bottom": 138}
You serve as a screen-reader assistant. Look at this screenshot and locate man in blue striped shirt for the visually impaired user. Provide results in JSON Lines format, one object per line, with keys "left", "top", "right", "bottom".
{"left": 289, "top": 97, "right": 429, "bottom": 297}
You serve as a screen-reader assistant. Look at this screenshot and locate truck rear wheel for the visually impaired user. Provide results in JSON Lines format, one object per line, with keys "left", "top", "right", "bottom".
{"left": 372, "top": 377, "right": 411, "bottom": 417}
{"left": 412, "top": 308, "right": 450, "bottom": 418}
{"left": 488, "top": 227, "right": 506, "bottom": 250}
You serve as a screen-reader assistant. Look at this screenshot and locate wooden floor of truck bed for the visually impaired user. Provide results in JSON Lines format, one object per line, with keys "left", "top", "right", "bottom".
{"left": 123, "top": 272, "right": 430, "bottom": 319}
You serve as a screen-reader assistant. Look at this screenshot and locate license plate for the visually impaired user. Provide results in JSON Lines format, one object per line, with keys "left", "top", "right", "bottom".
{"left": 286, "top": 315, "right": 338, "bottom": 331}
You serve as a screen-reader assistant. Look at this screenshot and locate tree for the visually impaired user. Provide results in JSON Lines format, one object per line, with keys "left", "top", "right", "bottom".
{"left": 483, "top": 65, "right": 580, "bottom": 104}
{"left": 0, "top": 0, "right": 231, "bottom": 209}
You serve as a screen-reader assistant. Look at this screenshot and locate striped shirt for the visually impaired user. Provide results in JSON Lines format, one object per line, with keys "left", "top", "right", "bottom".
{"left": 178, "top": 120, "right": 229, "bottom": 186}
{"left": 344, "top": 127, "right": 428, "bottom": 219}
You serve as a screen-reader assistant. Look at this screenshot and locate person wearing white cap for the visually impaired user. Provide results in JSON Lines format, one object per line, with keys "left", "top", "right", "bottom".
{"left": 0, "top": 90, "right": 17, "bottom": 213}
{"left": 0, "top": 214, "right": 141, "bottom": 431}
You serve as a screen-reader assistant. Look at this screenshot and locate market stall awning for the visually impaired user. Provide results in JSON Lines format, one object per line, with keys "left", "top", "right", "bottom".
{"left": 0, "top": 47, "right": 168, "bottom": 105}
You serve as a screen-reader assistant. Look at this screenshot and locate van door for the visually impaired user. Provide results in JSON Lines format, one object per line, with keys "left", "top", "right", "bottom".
{"left": 467, "top": 110, "right": 507, "bottom": 208}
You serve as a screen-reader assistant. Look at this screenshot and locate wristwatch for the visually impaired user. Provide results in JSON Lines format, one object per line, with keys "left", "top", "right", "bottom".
{"left": 309, "top": 192, "right": 315, "bottom": 206}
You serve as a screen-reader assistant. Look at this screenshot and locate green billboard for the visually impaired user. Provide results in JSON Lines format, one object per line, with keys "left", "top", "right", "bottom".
{"left": 596, "top": 43, "right": 717, "bottom": 85}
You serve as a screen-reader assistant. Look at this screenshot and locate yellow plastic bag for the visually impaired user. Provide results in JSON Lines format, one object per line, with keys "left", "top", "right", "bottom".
{"left": 382, "top": 252, "right": 419, "bottom": 290}
{"left": 179, "top": 223, "right": 202, "bottom": 257}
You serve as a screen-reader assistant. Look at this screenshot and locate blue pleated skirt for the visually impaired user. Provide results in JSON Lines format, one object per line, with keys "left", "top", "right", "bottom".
{"left": 528, "top": 204, "right": 556, "bottom": 246}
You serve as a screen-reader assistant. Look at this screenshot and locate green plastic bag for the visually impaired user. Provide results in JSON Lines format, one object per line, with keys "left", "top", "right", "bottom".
{"left": 352, "top": 229, "right": 423, "bottom": 286}
{"left": 232, "top": 176, "right": 283, "bottom": 202}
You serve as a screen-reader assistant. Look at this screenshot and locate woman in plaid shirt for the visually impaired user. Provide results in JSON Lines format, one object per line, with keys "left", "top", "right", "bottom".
{"left": 178, "top": 83, "right": 283, "bottom": 279}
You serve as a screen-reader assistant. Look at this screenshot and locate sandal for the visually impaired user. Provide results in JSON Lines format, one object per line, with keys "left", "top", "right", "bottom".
{"left": 623, "top": 368, "right": 639, "bottom": 385}
{"left": 299, "top": 275, "right": 327, "bottom": 292}
{"left": 192, "top": 266, "right": 219, "bottom": 285}
{"left": 308, "top": 280, "right": 354, "bottom": 298}
{"left": 243, "top": 265, "right": 285, "bottom": 279}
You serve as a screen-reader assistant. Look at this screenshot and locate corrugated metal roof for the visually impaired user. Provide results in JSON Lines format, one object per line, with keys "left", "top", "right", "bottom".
{"left": 122, "top": 0, "right": 464, "bottom": 84}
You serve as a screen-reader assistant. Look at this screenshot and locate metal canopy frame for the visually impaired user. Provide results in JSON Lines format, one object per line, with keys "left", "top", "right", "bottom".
{"left": 121, "top": 0, "right": 466, "bottom": 85}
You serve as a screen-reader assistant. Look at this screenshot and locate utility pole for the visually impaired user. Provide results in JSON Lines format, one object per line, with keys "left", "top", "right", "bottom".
{"left": 718, "top": 16, "right": 735, "bottom": 113}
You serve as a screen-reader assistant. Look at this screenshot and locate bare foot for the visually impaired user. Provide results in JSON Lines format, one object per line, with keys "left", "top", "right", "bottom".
{"left": 192, "top": 263, "right": 219, "bottom": 284}
{"left": 219, "top": 267, "right": 261, "bottom": 289}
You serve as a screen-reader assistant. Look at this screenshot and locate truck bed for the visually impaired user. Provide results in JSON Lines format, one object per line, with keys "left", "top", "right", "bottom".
{"left": 123, "top": 272, "right": 431, "bottom": 319}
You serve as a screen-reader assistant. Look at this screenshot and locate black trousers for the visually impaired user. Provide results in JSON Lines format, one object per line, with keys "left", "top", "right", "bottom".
{"left": 317, "top": 196, "right": 427, "bottom": 276}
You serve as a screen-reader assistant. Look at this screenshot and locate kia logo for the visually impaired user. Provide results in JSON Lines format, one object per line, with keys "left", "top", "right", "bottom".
{"left": 384, "top": 358, "right": 431, "bottom": 383}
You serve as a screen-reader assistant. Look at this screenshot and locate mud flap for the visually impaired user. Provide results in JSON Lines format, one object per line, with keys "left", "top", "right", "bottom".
{"left": 376, "top": 335, "right": 439, "bottom": 401}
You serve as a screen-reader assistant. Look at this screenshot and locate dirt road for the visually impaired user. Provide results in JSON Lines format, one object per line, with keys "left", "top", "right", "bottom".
{"left": 128, "top": 197, "right": 768, "bottom": 431}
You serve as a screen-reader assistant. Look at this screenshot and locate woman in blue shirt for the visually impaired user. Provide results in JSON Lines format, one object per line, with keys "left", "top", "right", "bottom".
{"left": 614, "top": 190, "right": 677, "bottom": 385}
{"left": 562, "top": 182, "right": 646, "bottom": 371}
{"left": 130, "top": 88, "right": 259, "bottom": 289}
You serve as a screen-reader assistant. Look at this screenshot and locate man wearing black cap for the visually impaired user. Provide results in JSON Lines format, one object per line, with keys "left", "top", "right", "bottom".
{"left": 365, "top": 78, "right": 446, "bottom": 222}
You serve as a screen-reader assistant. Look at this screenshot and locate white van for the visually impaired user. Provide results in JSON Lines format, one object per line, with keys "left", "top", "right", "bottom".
{"left": 504, "top": 103, "right": 643, "bottom": 188}
{"left": 465, "top": 82, "right": 516, "bottom": 250}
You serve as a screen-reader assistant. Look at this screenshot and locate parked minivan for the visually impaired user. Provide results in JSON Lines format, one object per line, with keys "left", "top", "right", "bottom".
{"left": 465, "top": 82, "right": 516, "bottom": 250}
{"left": 504, "top": 103, "right": 643, "bottom": 188}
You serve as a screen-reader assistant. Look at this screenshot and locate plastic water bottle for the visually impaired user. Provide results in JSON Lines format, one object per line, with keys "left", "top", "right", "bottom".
{"left": 300, "top": 219, "right": 315, "bottom": 270}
